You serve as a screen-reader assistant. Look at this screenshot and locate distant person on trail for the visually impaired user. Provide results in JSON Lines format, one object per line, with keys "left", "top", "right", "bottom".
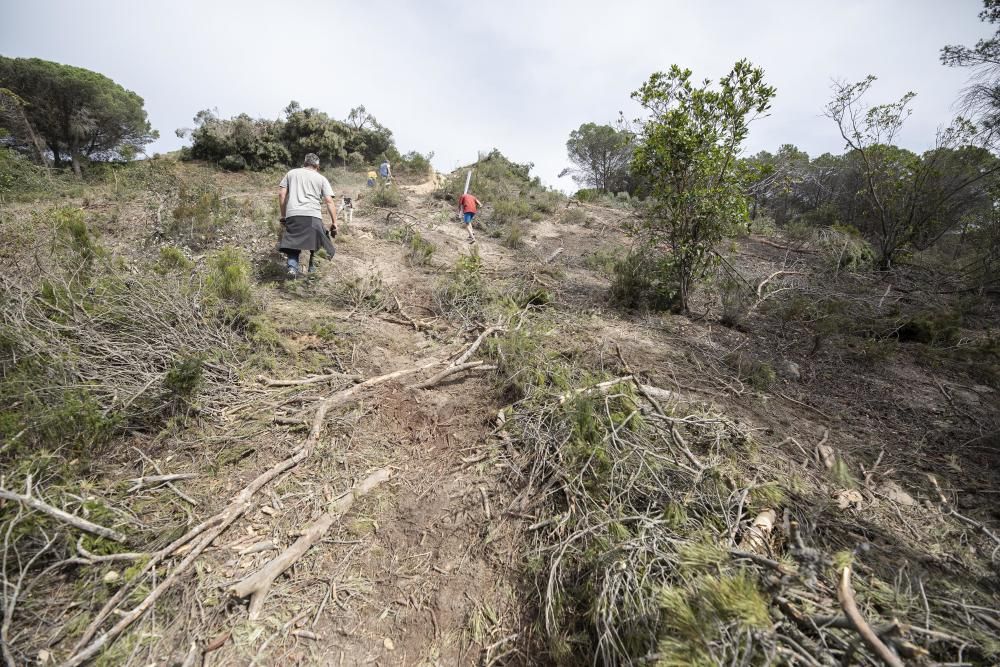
{"left": 367, "top": 169, "right": 378, "bottom": 187}
{"left": 278, "top": 153, "right": 338, "bottom": 278}
{"left": 379, "top": 158, "right": 392, "bottom": 184}
{"left": 457, "top": 191, "right": 482, "bottom": 243}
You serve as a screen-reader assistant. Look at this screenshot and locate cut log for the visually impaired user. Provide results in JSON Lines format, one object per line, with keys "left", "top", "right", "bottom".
{"left": 229, "top": 468, "right": 392, "bottom": 620}
{"left": 738, "top": 509, "right": 776, "bottom": 554}
{"left": 408, "top": 361, "right": 497, "bottom": 390}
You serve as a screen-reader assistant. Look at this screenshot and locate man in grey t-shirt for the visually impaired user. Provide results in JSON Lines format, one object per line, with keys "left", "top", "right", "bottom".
{"left": 278, "top": 153, "right": 339, "bottom": 277}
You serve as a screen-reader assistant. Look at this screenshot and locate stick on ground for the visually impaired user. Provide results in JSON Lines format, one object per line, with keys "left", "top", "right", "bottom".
{"left": 229, "top": 467, "right": 392, "bottom": 620}
{"left": 0, "top": 487, "right": 126, "bottom": 543}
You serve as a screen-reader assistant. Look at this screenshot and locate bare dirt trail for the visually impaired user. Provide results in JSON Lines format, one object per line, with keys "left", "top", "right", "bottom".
{"left": 191, "top": 189, "right": 525, "bottom": 666}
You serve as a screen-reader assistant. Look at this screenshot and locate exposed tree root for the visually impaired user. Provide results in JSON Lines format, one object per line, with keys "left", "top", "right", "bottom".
{"left": 229, "top": 468, "right": 392, "bottom": 620}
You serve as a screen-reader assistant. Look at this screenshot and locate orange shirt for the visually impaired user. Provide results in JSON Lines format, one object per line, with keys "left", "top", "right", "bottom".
{"left": 459, "top": 193, "right": 479, "bottom": 213}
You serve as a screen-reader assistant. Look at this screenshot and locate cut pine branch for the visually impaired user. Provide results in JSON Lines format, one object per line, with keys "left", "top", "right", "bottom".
{"left": 0, "top": 487, "right": 126, "bottom": 543}
{"left": 837, "top": 564, "right": 905, "bottom": 667}
{"left": 229, "top": 467, "right": 392, "bottom": 620}
{"left": 63, "top": 447, "right": 309, "bottom": 666}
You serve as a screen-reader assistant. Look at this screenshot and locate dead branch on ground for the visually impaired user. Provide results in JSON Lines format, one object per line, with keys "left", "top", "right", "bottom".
{"left": 229, "top": 468, "right": 392, "bottom": 620}
{"left": 0, "top": 479, "right": 126, "bottom": 543}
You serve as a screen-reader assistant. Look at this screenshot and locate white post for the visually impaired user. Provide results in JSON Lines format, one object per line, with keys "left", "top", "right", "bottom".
{"left": 463, "top": 170, "right": 472, "bottom": 195}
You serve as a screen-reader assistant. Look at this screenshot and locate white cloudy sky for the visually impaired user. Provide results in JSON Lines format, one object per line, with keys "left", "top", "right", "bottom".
{"left": 1, "top": 0, "right": 991, "bottom": 189}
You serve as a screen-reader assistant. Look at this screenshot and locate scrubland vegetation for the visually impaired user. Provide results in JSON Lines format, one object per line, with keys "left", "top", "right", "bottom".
{"left": 0, "top": 4, "right": 999, "bottom": 665}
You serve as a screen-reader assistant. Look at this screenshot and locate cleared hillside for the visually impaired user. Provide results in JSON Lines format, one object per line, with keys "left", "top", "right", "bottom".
{"left": 0, "top": 156, "right": 998, "bottom": 666}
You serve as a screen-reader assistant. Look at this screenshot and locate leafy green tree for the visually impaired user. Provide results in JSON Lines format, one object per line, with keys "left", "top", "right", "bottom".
{"left": 562, "top": 122, "right": 634, "bottom": 192}
{"left": 180, "top": 109, "right": 289, "bottom": 170}
{"left": 627, "top": 61, "right": 776, "bottom": 312}
{"left": 827, "top": 76, "right": 1000, "bottom": 268}
{"left": 0, "top": 57, "right": 157, "bottom": 176}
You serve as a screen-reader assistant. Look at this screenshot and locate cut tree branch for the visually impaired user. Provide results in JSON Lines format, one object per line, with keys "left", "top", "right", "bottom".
{"left": 229, "top": 467, "right": 392, "bottom": 620}
{"left": 0, "top": 487, "right": 126, "bottom": 543}
{"left": 837, "top": 564, "right": 905, "bottom": 667}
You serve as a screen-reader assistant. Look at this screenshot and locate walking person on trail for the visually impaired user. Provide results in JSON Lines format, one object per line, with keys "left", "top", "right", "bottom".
{"left": 379, "top": 157, "right": 392, "bottom": 184}
{"left": 457, "top": 191, "right": 482, "bottom": 243}
{"left": 278, "top": 153, "right": 338, "bottom": 278}
{"left": 366, "top": 169, "right": 377, "bottom": 187}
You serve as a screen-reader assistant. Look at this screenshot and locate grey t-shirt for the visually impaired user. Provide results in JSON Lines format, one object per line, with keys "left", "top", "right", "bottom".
{"left": 280, "top": 167, "right": 334, "bottom": 219}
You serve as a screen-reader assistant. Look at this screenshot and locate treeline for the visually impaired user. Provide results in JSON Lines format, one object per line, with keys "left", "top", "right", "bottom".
{"left": 0, "top": 55, "right": 430, "bottom": 181}
{"left": 0, "top": 56, "right": 158, "bottom": 176}
{"left": 559, "top": 2, "right": 1000, "bottom": 307}
{"left": 178, "top": 102, "right": 430, "bottom": 174}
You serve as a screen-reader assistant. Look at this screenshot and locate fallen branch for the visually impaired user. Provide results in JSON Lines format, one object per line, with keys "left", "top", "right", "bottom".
{"left": 408, "top": 361, "right": 497, "bottom": 390}
{"left": 306, "top": 359, "right": 442, "bottom": 448}
{"left": 544, "top": 247, "right": 564, "bottom": 264}
{"left": 126, "top": 473, "right": 198, "bottom": 490}
{"left": 558, "top": 376, "right": 634, "bottom": 404}
{"left": 0, "top": 483, "right": 126, "bottom": 544}
{"left": 453, "top": 326, "right": 504, "bottom": 367}
{"left": 230, "top": 468, "right": 392, "bottom": 620}
{"left": 837, "top": 564, "right": 904, "bottom": 667}
{"left": 257, "top": 372, "right": 362, "bottom": 387}
{"left": 756, "top": 270, "right": 804, "bottom": 298}
{"left": 63, "top": 447, "right": 308, "bottom": 666}
{"left": 131, "top": 447, "right": 199, "bottom": 506}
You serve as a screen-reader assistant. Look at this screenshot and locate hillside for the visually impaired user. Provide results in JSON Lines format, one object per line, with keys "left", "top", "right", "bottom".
{"left": 1, "top": 156, "right": 998, "bottom": 667}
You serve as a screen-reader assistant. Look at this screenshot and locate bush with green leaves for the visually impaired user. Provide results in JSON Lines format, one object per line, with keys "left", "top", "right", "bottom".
{"left": 155, "top": 246, "right": 194, "bottom": 273}
{"left": 433, "top": 250, "right": 488, "bottom": 320}
{"left": 817, "top": 224, "right": 875, "bottom": 272}
{"left": 626, "top": 61, "right": 776, "bottom": 312}
{"left": 559, "top": 207, "right": 588, "bottom": 225}
{"left": 388, "top": 225, "right": 435, "bottom": 265}
{"left": 168, "top": 184, "right": 226, "bottom": 249}
{"left": 370, "top": 184, "right": 401, "bottom": 208}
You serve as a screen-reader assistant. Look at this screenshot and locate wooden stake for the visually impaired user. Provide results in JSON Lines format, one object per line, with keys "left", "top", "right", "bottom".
{"left": 464, "top": 170, "right": 472, "bottom": 195}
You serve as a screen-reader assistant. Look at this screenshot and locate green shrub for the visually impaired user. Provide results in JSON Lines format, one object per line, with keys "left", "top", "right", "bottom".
{"left": 206, "top": 247, "right": 254, "bottom": 308}
{"left": 747, "top": 215, "right": 776, "bottom": 236}
{"left": 726, "top": 352, "right": 776, "bottom": 390}
{"left": 370, "top": 184, "right": 401, "bottom": 208}
{"left": 169, "top": 184, "right": 224, "bottom": 249}
{"left": 817, "top": 225, "right": 874, "bottom": 272}
{"left": 331, "top": 271, "right": 388, "bottom": 312}
{"left": 53, "top": 207, "right": 102, "bottom": 266}
{"left": 388, "top": 225, "right": 435, "bottom": 265}
{"left": 611, "top": 249, "right": 674, "bottom": 310}
{"left": 434, "top": 250, "right": 487, "bottom": 319}
{"left": 502, "top": 220, "right": 526, "bottom": 249}
{"left": 560, "top": 208, "right": 588, "bottom": 225}
{"left": 155, "top": 246, "right": 194, "bottom": 273}
{"left": 163, "top": 355, "right": 203, "bottom": 400}
{"left": 491, "top": 198, "right": 532, "bottom": 225}
{"left": 719, "top": 275, "right": 752, "bottom": 327}
{"left": 897, "top": 311, "right": 961, "bottom": 346}
{"left": 784, "top": 220, "right": 815, "bottom": 243}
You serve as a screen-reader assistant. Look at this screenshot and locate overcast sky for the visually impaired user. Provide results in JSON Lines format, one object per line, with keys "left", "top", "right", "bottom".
{"left": 1, "top": 1, "right": 991, "bottom": 190}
